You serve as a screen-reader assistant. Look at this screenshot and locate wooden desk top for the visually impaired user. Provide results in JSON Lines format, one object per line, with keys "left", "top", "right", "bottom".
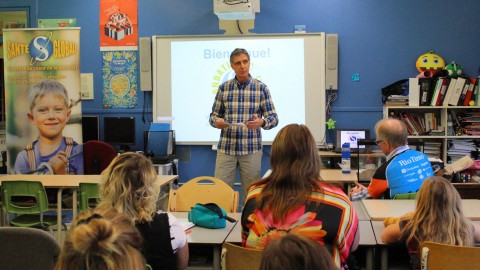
{"left": 353, "top": 200, "right": 370, "bottom": 221}
{"left": 0, "top": 174, "right": 178, "bottom": 188}
{"left": 320, "top": 169, "right": 358, "bottom": 183}
{"left": 362, "top": 199, "right": 480, "bottom": 221}
{"left": 171, "top": 212, "right": 241, "bottom": 244}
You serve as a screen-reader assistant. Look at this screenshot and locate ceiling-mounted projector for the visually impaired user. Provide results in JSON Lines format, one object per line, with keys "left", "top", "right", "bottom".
{"left": 214, "top": 0, "right": 255, "bottom": 20}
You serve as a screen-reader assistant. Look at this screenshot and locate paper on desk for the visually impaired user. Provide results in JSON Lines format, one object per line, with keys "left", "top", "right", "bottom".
{"left": 177, "top": 218, "right": 195, "bottom": 231}
{"left": 229, "top": 122, "right": 246, "bottom": 127}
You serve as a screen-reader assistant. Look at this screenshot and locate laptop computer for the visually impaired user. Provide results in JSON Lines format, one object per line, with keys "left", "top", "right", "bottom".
{"left": 335, "top": 129, "right": 370, "bottom": 153}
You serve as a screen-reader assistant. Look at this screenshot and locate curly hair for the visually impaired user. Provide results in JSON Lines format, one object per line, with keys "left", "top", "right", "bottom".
{"left": 55, "top": 208, "right": 145, "bottom": 270}
{"left": 97, "top": 152, "right": 159, "bottom": 223}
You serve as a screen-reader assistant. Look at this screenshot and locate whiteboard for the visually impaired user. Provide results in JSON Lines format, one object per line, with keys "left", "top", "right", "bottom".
{"left": 152, "top": 33, "right": 326, "bottom": 145}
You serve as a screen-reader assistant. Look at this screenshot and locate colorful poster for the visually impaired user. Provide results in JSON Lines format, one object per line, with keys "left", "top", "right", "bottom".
{"left": 99, "top": 0, "right": 138, "bottom": 50}
{"left": 3, "top": 28, "right": 83, "bottom": 173}
{"left": 102, "top": 50, "right": 138, "bottom": 109}
{"left": 0, "top": 10, "right": 28, "bottom": 58}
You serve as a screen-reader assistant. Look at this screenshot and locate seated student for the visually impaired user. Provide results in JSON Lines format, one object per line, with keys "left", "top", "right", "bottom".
{"left": 241, "top": 124, "right": 359, "bottom": 270}
{"left": 260, "top": 233, "right": 337, "bottom": 270}
{"left": 381, "top": 176, "right": 480, "bottom": 270}
{"left": 55, "top": 208, "right": 145, "bottom": 270}
{"left": 97, "top": 153, "right": 189, "bottom": 270}
{"left": 350, "top": 118, "right": 433, "bottom": 200}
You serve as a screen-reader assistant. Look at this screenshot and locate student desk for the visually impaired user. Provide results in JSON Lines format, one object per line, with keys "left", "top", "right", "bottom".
{"left": 320, "top": 169, "right": 358, "bottom": 194}
{"left": 0, "top": 174, "right": 178, "bottom": 241}
{"left": 362, "top": 199, "right": 480, "bottom": 221}
{"left": 171, "top": 212, "right": 241, "bottom": 270}
{"left": 225, "top": 213, "right": 376, "bottom": 270}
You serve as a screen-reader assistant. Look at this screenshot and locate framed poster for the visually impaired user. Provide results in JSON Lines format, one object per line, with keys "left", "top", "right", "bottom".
{"left": 0, "top": 7, "right": 29, "bottom": 59}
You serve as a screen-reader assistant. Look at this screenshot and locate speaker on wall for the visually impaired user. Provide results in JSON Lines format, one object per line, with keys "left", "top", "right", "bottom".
{"left": 139, "top": 37, "right": 152, "bottom": 91}
{"left": 325, "top": 34, "right": 338, "bottom": 90}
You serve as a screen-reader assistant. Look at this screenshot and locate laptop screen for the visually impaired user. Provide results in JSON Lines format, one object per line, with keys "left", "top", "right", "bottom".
{"left": 335, "top": 129, "right": 370, "bottom": 151}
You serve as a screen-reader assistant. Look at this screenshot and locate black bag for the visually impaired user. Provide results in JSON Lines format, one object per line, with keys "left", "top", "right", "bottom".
{"left": 381, "top": 79, "right": 408, "bottom": 103}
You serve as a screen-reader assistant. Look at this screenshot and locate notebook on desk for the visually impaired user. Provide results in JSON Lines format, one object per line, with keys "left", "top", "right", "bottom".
{"left": 335, "top": 129, "right": 370, "bottom": 153}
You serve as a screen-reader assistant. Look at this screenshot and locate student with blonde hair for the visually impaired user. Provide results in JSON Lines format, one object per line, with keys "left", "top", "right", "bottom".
{"left": 241, "top": 124, "right": 359, "bottom": 270}
{"left": 55, "top": 208, "right": 145, "bottom": 270}
{"left": 260, "top": 233, "right": 337, "bottom": 270}
{"left": 97, "top": 152, "right": 189, "bottom": 270}
{"left": 381, "top": 176, "right": 480, "bottom": 269}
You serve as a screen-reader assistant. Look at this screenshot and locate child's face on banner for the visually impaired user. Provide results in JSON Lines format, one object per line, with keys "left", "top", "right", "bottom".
{"left": 27, "top": 93, "right": 71, "bottom": 139}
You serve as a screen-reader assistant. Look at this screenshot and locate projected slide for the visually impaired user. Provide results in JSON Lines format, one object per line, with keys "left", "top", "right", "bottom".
{"left": 153, "top": 33, "right": 326, "bottom": 145}
{"left": 170, "top": 39, "right": 304, "bottom": 143}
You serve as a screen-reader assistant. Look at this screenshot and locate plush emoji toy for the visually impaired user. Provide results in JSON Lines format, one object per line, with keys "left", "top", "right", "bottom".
{"left": 445, "top": 61, "right": 463, "bottom": 78}
{"left": 416, "top": 50, "right": 446, "bottom": 73}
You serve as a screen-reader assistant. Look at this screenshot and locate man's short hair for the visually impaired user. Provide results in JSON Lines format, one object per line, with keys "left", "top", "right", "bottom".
{"left": 230, "top": 48, "right": 250, "bottom": 64}
{"left": 28, "top": 79, "right": 69, "bottom": 111}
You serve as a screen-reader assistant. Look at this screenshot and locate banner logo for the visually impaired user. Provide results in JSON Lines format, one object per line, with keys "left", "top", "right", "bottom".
{"left": 6, "top": 31, "right": 78, "bottom": 63}
{"left": 29, "top": 33, "right": 54, "bottom": 64}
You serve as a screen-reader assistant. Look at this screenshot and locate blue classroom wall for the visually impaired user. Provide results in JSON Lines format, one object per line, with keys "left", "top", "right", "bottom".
{"left": 2, "top": 0, "right": 480, "bottom": 182}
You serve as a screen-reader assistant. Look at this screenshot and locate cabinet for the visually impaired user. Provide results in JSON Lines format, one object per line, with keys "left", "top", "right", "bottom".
{"left": 383, "top": 105, "right": 480, "bottom": 164}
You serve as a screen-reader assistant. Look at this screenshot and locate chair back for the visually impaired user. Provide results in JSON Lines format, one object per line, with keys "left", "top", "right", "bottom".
{"left": 420, "top": 241, "right": 480, "bottom": 270}
{"left": 392, "top": 192, "right": 417, "bottom": 199}
{"left": 2, "top": 180, "right": 62, "bottom": 232}
{"left": 83, "top": 140, "right": 117, "bottom": 174}
{"left": 2, "top": 181, "right": 49, "bottom": 214}
{"left": 221, "top": 242, "right": 262, "bottom": 270}
{"left": 78, "top": 182, "right": 99, "bottom": 212}
{"left": 0, "top": 227, "right": 61, "bottom": 270}
{"left": 168, "top": 176, "right": 239, "bottom": 212}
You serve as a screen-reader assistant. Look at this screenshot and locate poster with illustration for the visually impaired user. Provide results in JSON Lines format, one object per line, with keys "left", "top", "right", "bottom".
{"left": 99, "top": 0, "right": 138, "bottom": 50}
{"left": 3, "top": 28, "right": 83, "bottom": 174}
{"left": 102, "top": 50, "right": 138, "bottom": 109}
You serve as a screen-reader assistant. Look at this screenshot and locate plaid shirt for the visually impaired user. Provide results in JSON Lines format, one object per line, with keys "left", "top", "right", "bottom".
{"left": 209, "top": 75, "right": 278, "bottom": 156}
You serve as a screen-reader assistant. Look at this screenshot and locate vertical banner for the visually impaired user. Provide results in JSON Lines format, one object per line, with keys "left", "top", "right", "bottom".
{"left": 3, "top": 28, "right": 83, "bottom": 174}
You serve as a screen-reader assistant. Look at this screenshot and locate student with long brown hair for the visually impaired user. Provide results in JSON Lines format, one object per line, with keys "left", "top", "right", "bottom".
{"left": 381, "top": 176, "right": 480, "bottom": 269}
{"left": 241, "top": 124, "right": 359, "bottom": 270}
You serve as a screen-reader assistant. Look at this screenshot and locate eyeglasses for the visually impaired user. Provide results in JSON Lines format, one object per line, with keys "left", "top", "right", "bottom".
{"left": 375, "top": 140, "right": 386, "bottom": 145}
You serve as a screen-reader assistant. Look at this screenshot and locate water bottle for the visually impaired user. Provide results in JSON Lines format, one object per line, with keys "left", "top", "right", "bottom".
{"left": 341, "top": 142, "right": 351, "bottom": 174}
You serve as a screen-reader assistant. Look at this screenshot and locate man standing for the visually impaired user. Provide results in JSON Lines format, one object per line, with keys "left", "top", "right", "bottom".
{"left": 209, "top": 48, "right": 278, "bottom": 198}
{"left": 350, "top": 118, "right": 433, "bottom": 200}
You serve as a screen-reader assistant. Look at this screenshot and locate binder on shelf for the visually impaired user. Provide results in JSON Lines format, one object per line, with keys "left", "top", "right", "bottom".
{"left": 457, "top": 78, "right": 471, "bottom": 106}
{"left": 463, "top": 77, "right": 477, "bottom": 106}
{"left": 448, "top": 77, "right": 466, "bottom": 106}
{"left": 474, "top": 80, "right": 480, "bottom": 106}
{"left": 430, "top": 78, "right": 443, "bottom": 106}
{"left": 408, "top": 78, "right": 420, "bottom": 106}
{"left": 442, "top": 78, "right": 456, "bottom": 106}
{"left": 435, "top": 78, "right": 448, "bottom": 106}
{"left": 419, "top": 78, "right": 434, "bottom": 106}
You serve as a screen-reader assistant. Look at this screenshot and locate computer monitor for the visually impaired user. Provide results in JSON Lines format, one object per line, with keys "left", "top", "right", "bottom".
{"left": 81, "top": 115, "right": 99, "bottom": 143}
{"left": 104, "top": 117, "right": 136, "bottom": 151}
{"left": 335, "top": 129, "right": 370, "bottom": 152}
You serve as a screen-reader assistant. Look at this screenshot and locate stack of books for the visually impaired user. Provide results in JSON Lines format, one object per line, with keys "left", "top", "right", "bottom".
{"left": 423, "top": 141, "right": 442, "bottom": 160}
{"left": 385, "top": 95, "right": 409, "bottom": 106}
{"left": 447, "top": 139, "right": 477, "bottom": 164}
